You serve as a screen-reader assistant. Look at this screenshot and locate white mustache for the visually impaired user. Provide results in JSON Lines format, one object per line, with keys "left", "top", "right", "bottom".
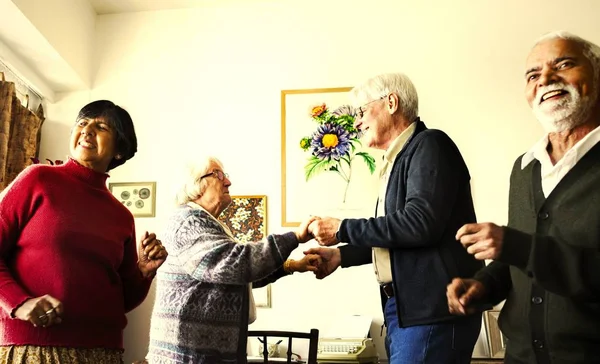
{"left": 535, "top": 83, "right": 570, "bottom": 105}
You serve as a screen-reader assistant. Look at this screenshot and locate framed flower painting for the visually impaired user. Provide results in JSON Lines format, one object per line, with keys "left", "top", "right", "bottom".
{"left": 281, "top": 88, "right": 383, "bottom": 226}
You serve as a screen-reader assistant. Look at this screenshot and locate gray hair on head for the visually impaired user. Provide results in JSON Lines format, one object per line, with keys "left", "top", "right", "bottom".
{"left": 534, "top": 31, "right": 600, "bottom": 83}
{"left": 174, "top": 156, "right": 224, "bottom": 205}
{"left": 350, "top": 73, "right": 419, "bottom": 122}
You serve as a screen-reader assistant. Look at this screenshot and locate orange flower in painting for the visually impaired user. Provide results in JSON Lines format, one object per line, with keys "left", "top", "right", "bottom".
{"left": 310, "top": 104, "right": 327, "bottom": 117}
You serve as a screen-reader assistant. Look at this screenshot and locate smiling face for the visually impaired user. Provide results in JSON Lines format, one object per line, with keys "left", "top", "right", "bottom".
{"left": 69, "top": 117, "right": 118, "bottom": 173}
{"left": 197, "top": 161, "right": 232, "bottom": 217}
{"left": 525, "top": 38, "right": 598, "bottom": 133}
{"left": 353, "top": 96, "right": 397, "bottom": 150}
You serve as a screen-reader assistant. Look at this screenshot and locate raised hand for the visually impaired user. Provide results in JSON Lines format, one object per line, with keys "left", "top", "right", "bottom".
{"left": 138, "top": 231, "right": 168, "bottom": 278}
{"left": 446, "top": 278, "right": 487, "bottom": 315}
{"left": 308, "top": 217, "right": 341, "bottom": 246}
{"left": 288, "top": 254, "right": 323, "bottom": 273}
{"left": 14, "top": 294, "right": 64, "bottom": 328}
{"left": 295, "top": 216, "right": 318, "bottom": 243}
{"left": 456, "top": 222, "right": 505, "bottom": 260}
{"left": 303, "top": 247, "right": 341, "bottom": 279}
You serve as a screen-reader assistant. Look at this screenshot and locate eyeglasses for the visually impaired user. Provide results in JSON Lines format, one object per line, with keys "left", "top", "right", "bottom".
{"left": 200, "top": 170, "right": 229, "bottom": 181}
{"left": 356, "top": 95, "right": 387, "bottom": 119}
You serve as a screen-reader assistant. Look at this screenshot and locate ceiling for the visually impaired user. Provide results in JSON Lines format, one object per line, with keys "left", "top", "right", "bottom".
{"left": 0, "top": 0, "right": 262, "bottom": 100}
{"left": 88, "top": 0, "right": 237, "bottom": 14}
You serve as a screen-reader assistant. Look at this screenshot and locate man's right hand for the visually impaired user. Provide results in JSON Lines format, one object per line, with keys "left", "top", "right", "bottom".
{"left": 14, "top": 294, "right": 64, "bottom": 328}
{"left": 446, "top": 278, "right": 486, "bottom": 315}
{"left": 303, "top": 247, "right": 341, "bottom": 279}
{"left": 289, "top": 254, "right": 323, "bottom": 273}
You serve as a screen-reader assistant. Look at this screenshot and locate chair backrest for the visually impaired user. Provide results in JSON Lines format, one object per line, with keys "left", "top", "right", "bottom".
{"left": 248, "top": 329, "right": 319, "bottom": 364}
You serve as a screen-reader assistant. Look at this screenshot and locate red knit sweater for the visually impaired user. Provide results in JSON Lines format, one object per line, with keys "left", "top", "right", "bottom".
{"left": 0, "top": 158, "right": 152, "bottom": 349}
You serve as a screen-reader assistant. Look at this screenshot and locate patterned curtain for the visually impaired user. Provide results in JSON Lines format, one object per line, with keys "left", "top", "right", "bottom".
{"left": 0, "top": 72, "right": 45, "bottom": 190}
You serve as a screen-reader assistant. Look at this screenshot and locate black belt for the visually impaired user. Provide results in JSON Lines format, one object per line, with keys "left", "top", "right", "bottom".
{"left": 381, "top": 282, "right": 394, "bottom": 298}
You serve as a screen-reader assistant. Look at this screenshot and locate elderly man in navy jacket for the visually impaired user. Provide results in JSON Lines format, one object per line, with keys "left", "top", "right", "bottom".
{"left": 306, "top": 72, "right": 484, "bottom": 363}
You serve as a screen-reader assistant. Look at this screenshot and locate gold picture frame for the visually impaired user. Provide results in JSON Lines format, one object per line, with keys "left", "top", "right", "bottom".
{"left": 484, "top": 310, "right": 506, "bottom": 358}
{"left": 218, "top": 195, "right": 271, "bottom": 308}
{"left": 281, "top": 87, "right": 381, "bottom": 227}
{"left": 108, "top": 181, "right": 156, "bottom": 218}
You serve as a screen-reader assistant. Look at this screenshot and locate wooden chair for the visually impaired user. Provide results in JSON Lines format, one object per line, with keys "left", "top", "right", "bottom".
{"left": 248, "top": 329, "right": 319, "bottom": 364}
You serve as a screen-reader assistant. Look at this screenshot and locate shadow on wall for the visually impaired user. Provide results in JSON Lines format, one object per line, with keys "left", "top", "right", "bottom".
{"left": 124, "top": 281, "right": 157, "bottom": 364}
{"left": 39, "top": 120, "right": 72, "bottom": 162}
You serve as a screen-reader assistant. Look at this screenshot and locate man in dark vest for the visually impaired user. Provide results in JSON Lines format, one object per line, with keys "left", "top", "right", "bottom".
{"left": 447, "top": 31, "right": 600, "bottom": 364}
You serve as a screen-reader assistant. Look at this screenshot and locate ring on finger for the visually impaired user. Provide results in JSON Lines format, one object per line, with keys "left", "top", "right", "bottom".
{"left": 45, "top": 308, "right": 55, "bottom": 315}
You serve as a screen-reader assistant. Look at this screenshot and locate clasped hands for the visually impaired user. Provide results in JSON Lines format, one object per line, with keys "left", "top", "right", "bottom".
{"left": 293, "top": 216, "right": 342, "bottom": 279}
{"left": 447, "top": 222, "right": 506, "bottom": 316}
{"left": 14, "top": 231, "right": 168, "bottom": 328}
{"left": 138, "top": 231, "right": 169, "bottom": 279}
{"left": 295, "top": 216, "right": 341, "bottom": 247}
{"left": 297, "top": 216, "right": 508, "bottom": 310}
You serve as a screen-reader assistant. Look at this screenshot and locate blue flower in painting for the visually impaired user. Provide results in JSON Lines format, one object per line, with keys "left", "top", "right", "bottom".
{"left": 299, "top": 103, "right": 377, "bottom": 203}
{"left": 310, "top": 123, "right": 351, "bottom": 161}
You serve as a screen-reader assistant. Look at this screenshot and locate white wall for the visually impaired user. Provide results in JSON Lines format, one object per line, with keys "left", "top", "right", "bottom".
{"left": 35, "top": 0, "right": 600, "bottom": 362}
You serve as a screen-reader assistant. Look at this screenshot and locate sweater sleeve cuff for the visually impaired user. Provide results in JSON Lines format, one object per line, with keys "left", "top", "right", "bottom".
{"left": 282, "top": 231, "right": 298, "bottom": 243}
{"left": 336, "top": 219, "right": 348, "bottom": 243}
{"left": 0, "top": 283, "right": 32, "bottom": 318}
{"left": 338, "top": 244, "right": 371, "bottom": 268}
{"left": 472, "top": 269, "right": 501, "bottom": 308}
{"left": 473, "top": 269, "right": 495, "bottom": 288}
{"left": 273, "top": 232, "right": 300, "bottom": 265}
{"left": 498, "top": 226, "right": 532, "bottom": 270}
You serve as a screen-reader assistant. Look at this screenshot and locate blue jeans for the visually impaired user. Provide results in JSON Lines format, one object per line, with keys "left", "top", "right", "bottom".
{"left": 384, "top": 296, "right": 481, "bottom": 364}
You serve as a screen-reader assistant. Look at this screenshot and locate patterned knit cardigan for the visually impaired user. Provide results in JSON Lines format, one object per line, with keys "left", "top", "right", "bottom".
{"left": 147, "top": 205, "right": 298, "bottom": 364}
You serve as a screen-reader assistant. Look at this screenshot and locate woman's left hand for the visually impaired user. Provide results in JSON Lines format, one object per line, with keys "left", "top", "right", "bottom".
{"left": 137, "top": 231, "right": 168, "bottom": 278}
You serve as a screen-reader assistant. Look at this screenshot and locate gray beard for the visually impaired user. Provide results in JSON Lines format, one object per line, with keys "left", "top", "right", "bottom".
{"left": 534, "top": 94, "right": 596, "bottom": 133}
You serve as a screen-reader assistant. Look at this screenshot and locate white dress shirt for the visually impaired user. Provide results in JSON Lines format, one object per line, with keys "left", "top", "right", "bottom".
{"left": 521, "top": 125, "right": 600, "bottom": 197}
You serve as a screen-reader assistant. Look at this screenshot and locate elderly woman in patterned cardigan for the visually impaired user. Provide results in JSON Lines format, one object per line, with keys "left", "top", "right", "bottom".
{"left": 147, "top": 157, "right": 320, "bottom": 364}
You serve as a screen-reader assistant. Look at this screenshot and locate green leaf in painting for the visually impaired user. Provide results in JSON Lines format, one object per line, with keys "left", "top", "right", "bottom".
{"left": 304, "top": 156, "right": 335, "bottom": 181}
{"left": 356, "top": 152, "right": 376, "bottom": 174}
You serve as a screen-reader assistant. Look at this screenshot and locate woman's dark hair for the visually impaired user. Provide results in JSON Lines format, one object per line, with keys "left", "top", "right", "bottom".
{"left": 76, "top": 100, "right": 137, "bottom": 171}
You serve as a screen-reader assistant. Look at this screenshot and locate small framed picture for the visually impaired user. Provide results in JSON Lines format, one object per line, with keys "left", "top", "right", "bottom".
{"left": 484, "top": 310, "right": 506, "bottom": 358}
{"left": 218, "top": 195, "right": 267, "bottom": 243}
{"left": 109, "top": 181, "right": 156, "bottom": 218}
{"left": 218, "top": 195, "right": 271, "bottom": 308}
{"left": 253, "top": 285, "right": 272, "bottom": 308}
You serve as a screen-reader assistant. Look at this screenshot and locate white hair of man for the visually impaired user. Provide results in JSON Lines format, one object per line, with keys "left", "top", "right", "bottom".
{"left": 350, "top": 73, "right": 419, "bottom": 122}
{"left": 174, "top": 156, "right": 224, "bottom": 205}
{"left": 534, "top": 30, "right": 600, "bottom": 83}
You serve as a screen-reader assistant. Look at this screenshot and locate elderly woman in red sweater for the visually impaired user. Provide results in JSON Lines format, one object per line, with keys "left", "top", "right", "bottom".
{"left": 0, "top": 100, "right": 167, "bottom": 363}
